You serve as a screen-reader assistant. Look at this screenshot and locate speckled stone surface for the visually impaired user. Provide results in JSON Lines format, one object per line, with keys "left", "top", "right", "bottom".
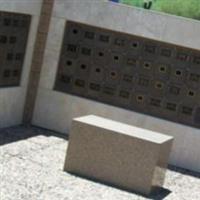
{"left": 0, "top": 125, "right": 200, "bottom": 200}
{"left": 64, "top": 115, "right": 174, "bottom": 195}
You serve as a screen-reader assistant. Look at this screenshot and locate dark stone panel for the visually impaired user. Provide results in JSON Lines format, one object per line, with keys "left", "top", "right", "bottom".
{"left": 0, "top": 11, "right": 31, "bottom": 87}
{"left": 54, "top": 21, "right": 200, "bottom": 128}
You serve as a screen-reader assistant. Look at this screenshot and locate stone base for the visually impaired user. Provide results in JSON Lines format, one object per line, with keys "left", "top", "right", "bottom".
{"left": 64, "top": 115, "right": 174, "bottom": 195}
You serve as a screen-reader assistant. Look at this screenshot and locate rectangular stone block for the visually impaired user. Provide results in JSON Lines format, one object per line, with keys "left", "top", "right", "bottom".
{"left": 64, "top": 115, "right": 174, "bottom": 195}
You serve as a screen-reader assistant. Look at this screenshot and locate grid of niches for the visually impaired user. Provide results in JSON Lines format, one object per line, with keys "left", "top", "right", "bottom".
{"left": 0, "top": 11, "right": 30, "bottom": 87}
{"left": 54, "top": 21, "right": 200, "bottom": 128}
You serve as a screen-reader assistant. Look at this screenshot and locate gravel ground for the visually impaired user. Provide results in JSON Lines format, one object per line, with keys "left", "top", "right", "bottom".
{"left": 0, "top": 125, "right": 200, "bottom": 200}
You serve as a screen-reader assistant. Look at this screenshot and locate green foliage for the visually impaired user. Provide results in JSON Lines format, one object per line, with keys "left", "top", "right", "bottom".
{"left": 152, "top": 0, "right": 200, "bottom": 20}
{"left": 120, "top": 0, "right": 143, "bottom": 7}
{"left": 120, "top": 0, "right": 200, "bottom": 20}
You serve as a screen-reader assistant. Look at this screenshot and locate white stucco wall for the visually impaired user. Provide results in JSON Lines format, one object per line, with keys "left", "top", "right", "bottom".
{"left": 0, "top": 0, "right": 43, "bottom": 128}
{"left": 33, "top": 0, "right": 200, "bottom": 172}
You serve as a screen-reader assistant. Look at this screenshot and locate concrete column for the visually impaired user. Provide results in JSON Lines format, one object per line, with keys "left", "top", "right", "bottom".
{"left": 23, "top": 0, "right": 55, "bottom": 124}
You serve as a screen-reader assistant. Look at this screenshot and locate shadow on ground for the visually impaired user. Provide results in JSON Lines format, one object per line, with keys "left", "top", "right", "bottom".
{"left": 67, "top": 172, "right": 171, "bottom": 200}
{"left": 168, "top": 165, "right": 200, "bottom": 179}
{"left": 150, "top": 188, "right": 171, "bottom": 200}
{"left": 0, "top": 125, "right": 68, "bottom": 146}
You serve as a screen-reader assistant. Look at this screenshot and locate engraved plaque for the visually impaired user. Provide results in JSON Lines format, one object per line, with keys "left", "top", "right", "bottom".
{"left": 0, "top": 11, "right": 31, "bottom": 87}
{"left": 54, "top": 21, "right": 200, "bottom": 128}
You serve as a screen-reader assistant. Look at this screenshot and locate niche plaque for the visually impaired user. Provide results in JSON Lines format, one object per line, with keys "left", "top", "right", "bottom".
{"left": 54, "top": 21, "right": 200, "bottom": 128}
{"left": 0, "top": 11, "right": 31, "bottom": 87}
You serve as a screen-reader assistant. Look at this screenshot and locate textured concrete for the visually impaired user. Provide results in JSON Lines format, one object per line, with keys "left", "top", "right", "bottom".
{"left": 0, "top": 0, "right": 42, "bottom": 16}
{"left": 33, "top": 0, "right": 200, "bottom": 173}
{"left": 64, "top": 115, "right": 173, "bottom": 195}
{"left": 0, "top": 0, "right": 42, "bottom": 128}
{"left": 0, "top": 15, "right": 41, "bottom": 128}
{"left": 23, "top": 0, "right": 55, "bottom": 124}
{"left": 0, "top": 126, "right": 200, "bottom": 199}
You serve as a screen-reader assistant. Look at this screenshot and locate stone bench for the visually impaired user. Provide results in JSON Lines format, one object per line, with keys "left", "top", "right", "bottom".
{"left": 64, "top": 115, "right": 174, "bottom": 195}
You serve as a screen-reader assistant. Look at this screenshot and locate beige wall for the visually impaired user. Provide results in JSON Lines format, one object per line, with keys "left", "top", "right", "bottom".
{"left": 0, "top": 0, "right": 43, "bottom": 127}
{"left": 32, "top": 0, "right": 200, "bottom": 172}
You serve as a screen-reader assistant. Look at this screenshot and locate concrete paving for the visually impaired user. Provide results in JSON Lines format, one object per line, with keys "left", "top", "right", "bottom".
{"left": 0, "top": 126, "right": 200, "bottom": 200}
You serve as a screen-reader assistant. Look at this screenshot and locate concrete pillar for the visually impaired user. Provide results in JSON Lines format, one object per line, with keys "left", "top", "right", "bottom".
{"left": 23, "top": 0, "right": 55, "bottom": 124}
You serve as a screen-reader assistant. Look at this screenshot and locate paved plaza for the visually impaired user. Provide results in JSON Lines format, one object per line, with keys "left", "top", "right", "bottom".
{"left": 0, "top": 126, "right": 200, "bottom": 200}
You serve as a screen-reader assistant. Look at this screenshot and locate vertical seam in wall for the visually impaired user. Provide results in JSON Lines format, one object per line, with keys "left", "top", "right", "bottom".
{"left": 22, "top": 0, "right": 55, "bottom": 124}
